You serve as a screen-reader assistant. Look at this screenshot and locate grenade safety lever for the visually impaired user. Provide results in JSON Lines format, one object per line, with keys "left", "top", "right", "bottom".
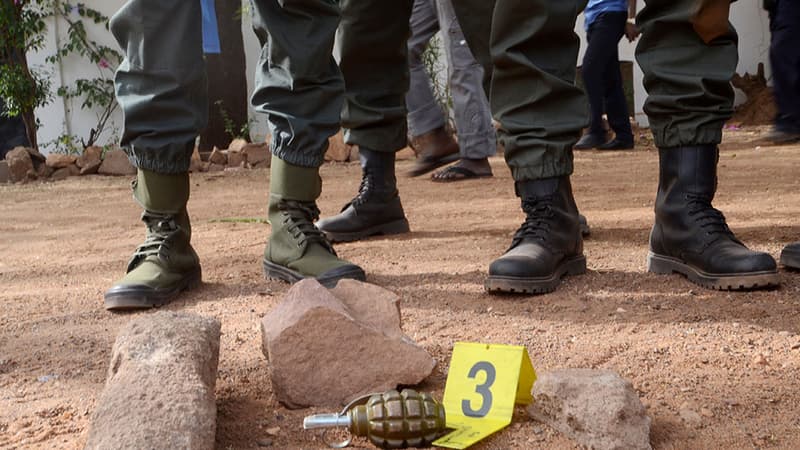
{"left": 303, "top": 389, "right": 447, "bottom": 449}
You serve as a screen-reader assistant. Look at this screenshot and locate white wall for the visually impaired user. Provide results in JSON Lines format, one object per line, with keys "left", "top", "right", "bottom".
{"left": 32, "top": 1, "right": 771, "bottom": 152}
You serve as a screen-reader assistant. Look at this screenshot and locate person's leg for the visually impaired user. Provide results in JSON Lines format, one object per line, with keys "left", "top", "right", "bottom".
{"left": 104, "top": 0, "right": 205, "bottom": 310}
{"left": 429, "top": 0, "right": 496, "bottom": 182}
{"left": 767, "top": 0, "right": 800, "bottom": 143}
{"left": 406, "top": 0, "right": 445, "bottom": 139}
{"left": 481, "top": 0, "right": 588, "bottom": 294}
{"left": 637, "top": 0, "right": 778, "bottom": 290}
{"left": 404, "top": 0, "right": 461, "bottom": 178}
{"left": 597, "top": 12, "right": 634, "bottom": 150}
{"left": 316, "top": 0, "right": 415, "bottom": 242}
{"left": 575, "top": 21, "right": 610, "bottom": 149}
{"left": 250, "top": 0, "right": 365, "bottom": 286}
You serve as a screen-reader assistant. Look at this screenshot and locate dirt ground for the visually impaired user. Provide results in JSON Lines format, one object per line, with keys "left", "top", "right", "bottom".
{"left": 1, "top": 126, "right": 799, "bottom": 450}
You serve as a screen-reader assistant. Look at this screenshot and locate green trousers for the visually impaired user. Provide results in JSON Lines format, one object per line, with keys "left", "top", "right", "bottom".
{"left": 452, "top": 0, "right": 738, "bottom": 182}
{"left": 337, "top": 0, "right": 414, "bottom": 153}
{"left": 111, "top": 0, "right": 415, "bottom": 173}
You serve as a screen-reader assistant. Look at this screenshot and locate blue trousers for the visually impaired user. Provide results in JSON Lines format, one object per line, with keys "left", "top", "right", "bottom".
{"left": 581, "top": 11, "right": 633, "bottom": 142}
{"left": 768, "top": 0, "right": 800, "bottom": 133}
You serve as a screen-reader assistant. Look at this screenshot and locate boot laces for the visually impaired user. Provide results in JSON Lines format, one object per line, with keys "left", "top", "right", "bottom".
{"left": 279, "top": 200, "right": 337, "bottom": 254}
{"left": 128, "top": 212, "right": 180, "bottom": 270}
{"left": 686, "top": 193, "right": 735, "bottom": 243}
{"left": 343, "top": 170, "right": 375, "bottom": 211}
{"left": 510, "top": 196, "right": 556, "bottom": 248}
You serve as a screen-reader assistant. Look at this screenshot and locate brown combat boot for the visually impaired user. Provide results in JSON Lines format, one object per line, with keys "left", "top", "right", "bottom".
{"left": 407, "top": 126, "right": 460, "bottom": 177}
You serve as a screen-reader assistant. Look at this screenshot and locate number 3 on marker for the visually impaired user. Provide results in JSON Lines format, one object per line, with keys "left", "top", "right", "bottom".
{"left": 461, "top": 361, "right": 496, "bottom": 417}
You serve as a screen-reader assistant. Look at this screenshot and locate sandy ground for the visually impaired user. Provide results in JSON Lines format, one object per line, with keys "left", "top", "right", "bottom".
{"left": 1, "top": 127, "right": 799, "bottom": 450}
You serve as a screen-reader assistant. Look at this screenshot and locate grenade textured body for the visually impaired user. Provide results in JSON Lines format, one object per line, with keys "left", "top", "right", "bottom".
{"left": 350, "top": 389, "right": 446, "bottom": 449}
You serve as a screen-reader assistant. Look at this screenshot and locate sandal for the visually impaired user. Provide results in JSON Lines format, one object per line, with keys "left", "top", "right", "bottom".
{"left": 431, "top": 164, "right": 493, "bottom": 183}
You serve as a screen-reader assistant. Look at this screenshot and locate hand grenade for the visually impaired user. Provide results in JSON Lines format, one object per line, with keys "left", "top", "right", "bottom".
{"left": 303, "top": 389, "right": 447, "bottom": 449}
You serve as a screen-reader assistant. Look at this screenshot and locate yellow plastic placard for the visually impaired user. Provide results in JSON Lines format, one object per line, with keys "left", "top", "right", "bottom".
{"left": 433, "top": 342, "right": 536, "bottom": 449}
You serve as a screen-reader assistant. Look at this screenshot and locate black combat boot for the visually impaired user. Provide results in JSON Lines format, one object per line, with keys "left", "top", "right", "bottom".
{"left": 316, "top": 148, "right": 410, "bottom": 242}
{"left": 648, "top": 146, "right": 779, "bottom": 290}
{"left": 486, "top": 176, "right": 586, "bottom": 294}
{"left": 781, "top": 242, "right": 800, "bottom": 269}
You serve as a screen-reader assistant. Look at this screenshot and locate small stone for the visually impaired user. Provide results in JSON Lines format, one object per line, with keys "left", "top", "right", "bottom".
{"left": 242, "top": 142, "right": 270, "bottom": 166}
{"left": 209, "top": 147, "right": 228, "bottom": 165}
{"left": 5, "top": 147, "right": 34, "bottom": 183}
{"left": 51, "top": 167, "right": 72, "bottom": 181}
{"left": 616, "top": 307, "right": 627, "bottom": 313}
{"left": 98, "top": 149, "right": 136, "bottom": 176}
{"left": 348, "top": 146, "right": 359, "bottom": 162}
{"left": 778, "top": 331, "right": 791, "bottom": 337}
{"left": 80, "top": 160, "right": 102, "bottom": 175}
{"left": 678, "top": 408, "right": 703, "bottom": 428}
{"left": 700, "top": 408, "right": 714, "bottom": 418}
{"left": 257, "top": 438, "right": 273, "bottom": 447}
{"left": 190, "top": 147, "right": 203, "bottom": 173}
{"left": 45, "top": 153, "right": 77, "bottom": 169}
{"left": 228, "top": 138, "right": 249, "bottom": 153}
{"left": 527, "top": 369, "right": 651, "bottom": 450}
{"left": 77, "top": 146, "right": 103, "bottom": 169}
{"left": 227, "top": 150, "right": 245, "bottom": 168}
{"left": 265, "top": 426, "right": 280, "bottom": 436}
{"left": 753, "top": 353, "right": 769, "bottom": 366}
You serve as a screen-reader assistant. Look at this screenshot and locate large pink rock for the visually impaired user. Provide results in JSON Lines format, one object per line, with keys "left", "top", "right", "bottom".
{"left": 98, "top": 149, "right": 136, "bottom": 176}
{"left": 85, "top": 312, "right": 221, "bottom": 450}
{"left": 5, "top": 147, "right": 34, "bottom": 183}
{"left": 45, "top": 153, "right": 77, "bottom": 169}
{"left": 261, "top": 279, "right": 436, "bottom": 409}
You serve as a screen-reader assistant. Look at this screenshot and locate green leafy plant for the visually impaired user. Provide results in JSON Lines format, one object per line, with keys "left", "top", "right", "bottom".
{"left": 0, "top": 0, "right": 120, "bottom": 153}
{"left": 421, "top": 34, "right": 454, "bottom": 129}
{"left": 47, "top": 2, "right": 121, "bottom": 149}
{"left": 0, "top": 0, "right": 54, "bottom": 151}
{"left": 216, "top": 100, "right": 253, "bottom": 143}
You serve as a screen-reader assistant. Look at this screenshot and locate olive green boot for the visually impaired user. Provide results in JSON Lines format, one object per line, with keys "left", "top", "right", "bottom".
{"left": 104, "top": 170, "right": 201, "bottom": 311}
{"left": 263, "top": 157, "right": 366, "bottom": 287}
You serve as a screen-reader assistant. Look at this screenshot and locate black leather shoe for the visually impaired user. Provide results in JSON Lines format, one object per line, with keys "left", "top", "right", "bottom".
{"left": 647, "top": 146, "right": 779, "bottom": 290}
{"left": 781, "top": 242, "right": 800, "bottom": 270}
{"left": 317, "top": 148, "right": 410, "bottom": 242}
{"left": 597, "top": 138, "right": 634, "bottom": 150}
{"left": 574, "top": 133, "right": 606, "bottom": 150}
{"left": 486, "top": 177, "right": 586, "bottom": 294}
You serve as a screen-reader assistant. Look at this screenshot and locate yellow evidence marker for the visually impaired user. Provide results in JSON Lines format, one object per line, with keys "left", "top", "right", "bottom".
{"left": 433, "top": 342, "right": 536, "bottom": 449}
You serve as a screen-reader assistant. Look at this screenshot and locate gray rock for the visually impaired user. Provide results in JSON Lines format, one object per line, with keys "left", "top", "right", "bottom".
{"left": 80, "top": 160, "right": 102, "bottom": 175}
{"left": 527, "top": 369, "right": 651, "bottom": 450}
{"left": 98, "top": 149, "right": 136, "bottom": 176}
{"left": 51, "top": 167, "right": 72, "bottom": 181}
{"left": 5, "top": 147, "right": 33, "bottom": 183}
{"left": 261, "top": 279, "right": 436, "bottom": 409}
{"left": 85, "top": 312, "right": 221, "bottom": 450}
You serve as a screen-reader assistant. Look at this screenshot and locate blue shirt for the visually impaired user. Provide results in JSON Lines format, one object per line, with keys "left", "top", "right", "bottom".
{"left": 584, "top": 0, "right": 628, "bottom": 30}
{"left": 201, "top": 0, "right": 221, "bottom": 54}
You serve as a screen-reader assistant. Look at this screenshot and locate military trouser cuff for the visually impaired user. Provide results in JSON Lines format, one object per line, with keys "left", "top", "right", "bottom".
{"left": 510, "top": 157, "right": 573, "bottom": 184}
{"left": 269, "top": 156, "right": 321, "bottom": 202}
{"left": 344, "top": 125, "right": 409, "bottom": 154}
{"left": 127, "top": 141, "right": 195, "bottom": 174}
{"left": 271, "top": 145, "right": 325, "bottom": 169}
{"left": 652, "top": 125, "right": 724, "bottom": 149}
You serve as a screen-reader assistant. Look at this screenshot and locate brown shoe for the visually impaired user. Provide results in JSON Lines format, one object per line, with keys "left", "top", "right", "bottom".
{"left": 407, "top": 127, "right": 460, "bottom": 177}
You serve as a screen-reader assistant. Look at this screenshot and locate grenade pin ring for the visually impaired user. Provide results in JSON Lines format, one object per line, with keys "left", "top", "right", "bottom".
{"left": 321, "top": 393, "right": 374, "bottom": 449}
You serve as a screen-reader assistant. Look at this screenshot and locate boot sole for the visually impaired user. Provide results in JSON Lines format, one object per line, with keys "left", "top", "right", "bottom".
{"left": 485, "top": 255, "right": 587, "bottom": 295}
{"left": 780, "top": 248, "right": 800, "bottom": 270}
{"left": 104, "top": 267, "right": 203, "bottom": 311}
{"left": 322, "top": 218, "right": 410, "bottom": 243}
{"left": 262, "top": 259, "right": 366, "bottom": 288}
{"left": 647, "top": 252, "right": 780, "bottom": 290}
